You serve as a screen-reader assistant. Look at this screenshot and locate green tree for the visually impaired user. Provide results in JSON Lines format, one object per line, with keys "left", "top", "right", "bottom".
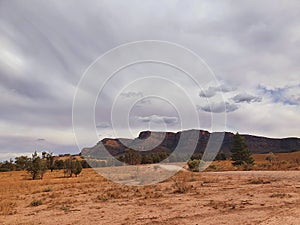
{"left": 63, "top": 158, "right": 74, "bottom": 177}
{"left": 15, "top": 156, "right": 30, "bottom": 170}
{"left": 45, "top": 152, "right": 55, "bottom": 172}
{"left": 231, "top": 133, "right": 254, "bottom": 166}
{"left": 215, "top": 152, "right": 227, "bottom": 161}
{"left": 63, "top": 158, "right": 83, "bottom": 177}
{"left": 54, "top": 159, "right": 65, "bottom": 170}
{"left": 26, "top": 151, "right": 47, "bottom": 180}
{"left": 73, "top": 160, "right": 82, "bottom": 177}
{"left": 80, "top": 160, "right": 90, "bottom": 168}
{"left": 0, "top": 159, "right": 16, "bottom": 172}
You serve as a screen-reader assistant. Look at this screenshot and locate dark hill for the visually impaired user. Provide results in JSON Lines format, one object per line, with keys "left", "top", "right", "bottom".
{"left": 81, "top": 130, "right": 300, "bottom": 158}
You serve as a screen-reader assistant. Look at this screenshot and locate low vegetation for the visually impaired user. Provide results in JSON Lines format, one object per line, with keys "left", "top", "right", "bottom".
{"left": 0, "top": 168, "right": 299, "bottom": 224}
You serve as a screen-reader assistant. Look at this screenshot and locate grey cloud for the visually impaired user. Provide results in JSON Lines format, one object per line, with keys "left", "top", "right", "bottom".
{"left": 120, "top": 91, "right": 143, "bottom": 98}
{"left": 96, "top": 122, "right": 111, "bottom": 128}
{"left": 199, "top": 87, "right": 218, "bottom": 98}
{"left": 199, "top": 84, "right": 236, "bottom": 98}
{"left": 198, "top": 102, "right": 239, "bottom": 113}
{"left": 136, "top": 115, "right": 179, "bottom": 125}
{"left": 134, "top": 98, "right": 152, "bottom": 108}
{"left": 232, "top": 93, "right": 262, "bottom": 103}
{"left": 138, "top": 99, "right": 152, "bottom": 105}
{"left": 219, "top": 84, "right": 237, "bottom": 93}
{"left": 36, "top": 138, "right": 46, "bottom": 141}
{"left": 0, "top": 1, "right": 299, "bottom": 159}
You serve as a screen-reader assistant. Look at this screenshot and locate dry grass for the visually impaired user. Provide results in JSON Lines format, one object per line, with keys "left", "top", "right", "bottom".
{"left": 0, "top": 154, "right": 300, "bottom": 224}
{"left": 203, "top": 152, "right": 300, "bottom": 172}
{"left": 248, "top": 178, "right": 271, "bottom": 184}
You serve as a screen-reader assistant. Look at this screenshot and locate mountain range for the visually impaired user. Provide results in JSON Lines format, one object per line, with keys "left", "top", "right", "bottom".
{"left": 81, "top": 130, "right": 300, "bottom": 158}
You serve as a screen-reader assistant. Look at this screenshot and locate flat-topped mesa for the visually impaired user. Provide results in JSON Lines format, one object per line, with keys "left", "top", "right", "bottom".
{"left": 82, "top": 129, "right": 300, "bottom": 158}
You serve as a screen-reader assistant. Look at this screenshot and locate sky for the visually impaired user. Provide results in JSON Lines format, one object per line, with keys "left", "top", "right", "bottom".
{"left": 0, "top": 0, "right": 300, "bottom": 160}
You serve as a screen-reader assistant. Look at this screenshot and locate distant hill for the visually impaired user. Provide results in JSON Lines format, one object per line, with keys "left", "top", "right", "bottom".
{"left": 81, "top": 130, "right": 300, "bottom": 158}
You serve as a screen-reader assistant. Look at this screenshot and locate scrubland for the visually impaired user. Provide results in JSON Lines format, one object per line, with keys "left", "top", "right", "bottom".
{"left": 0, "top": 152, "right": 300, "bottom": 225}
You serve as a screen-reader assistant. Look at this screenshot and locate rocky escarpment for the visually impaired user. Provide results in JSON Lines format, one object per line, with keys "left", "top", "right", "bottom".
{"left": 81, "top": 130, "right": 300, "bottom": 158}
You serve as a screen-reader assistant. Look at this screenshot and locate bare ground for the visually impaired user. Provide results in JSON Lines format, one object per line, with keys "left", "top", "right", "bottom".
{"left": 0, "top": 170, "right": 299, "bottom": 225}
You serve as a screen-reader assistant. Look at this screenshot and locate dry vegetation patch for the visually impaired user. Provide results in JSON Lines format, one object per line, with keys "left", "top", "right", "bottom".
{"left": 0, "top": 168, "right": 299, "bottom": 224}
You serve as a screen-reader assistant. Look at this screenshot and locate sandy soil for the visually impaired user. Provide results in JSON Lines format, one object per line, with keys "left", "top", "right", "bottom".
{"left": 0, "top": 169, "right": 299, "bottom": 225}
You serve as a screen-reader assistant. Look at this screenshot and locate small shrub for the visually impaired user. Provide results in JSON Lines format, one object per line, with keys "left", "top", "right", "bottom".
{"left": 207, "top": 164, "right": 217, "bottom": 171}
{"left": 172, "top": 177, "right": 191, "bottom": 194}
{"left": 265, "top": 152, "right": 277, "bottom": 162}
{"left": 205, "top": 200, "right": 236, "bottom": 210}
{"left": 241, "top": 163, "right": 254, "bottom": 171}
{"left": 270, "top": 193, "right": 292, "bottom": 198}
{"left": 258, "top": 163, "right": 272, "bottom": 169}
{"left": 294, "top": 158, "right": 300, "bottom": 165}
{"left": 248, "top": 178, "right": 270, "bottom": 184}
{"left": 96, "top": 195, "right": 109, "bottom": 202}
{"left": 60, "top": 205, "right": 70, "bottom": 212}
{"left": 42, "top": 187, "right": 52, "bottom": 192}
{"left": 187, "top": 159, "right": 200, "bottom": 172}
{"left": 30, "top": 199, "right": 42, "bottom": 207}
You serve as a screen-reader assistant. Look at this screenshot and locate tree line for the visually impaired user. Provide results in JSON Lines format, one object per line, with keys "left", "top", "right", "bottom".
{"left": 1, "top": 133, "right": 254, "bottom": 175}
{"left": 0, "top": 151, "right": 87, "bottom": 179}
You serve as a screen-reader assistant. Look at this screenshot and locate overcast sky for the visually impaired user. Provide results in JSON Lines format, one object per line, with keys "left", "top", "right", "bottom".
{"left": 1, "top": 0, "right": 300, "bottom": 160}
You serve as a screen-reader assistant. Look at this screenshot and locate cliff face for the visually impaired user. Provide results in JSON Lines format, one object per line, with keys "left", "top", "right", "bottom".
{"left": 81, "top": 130, "right": 300, "bottom": 158}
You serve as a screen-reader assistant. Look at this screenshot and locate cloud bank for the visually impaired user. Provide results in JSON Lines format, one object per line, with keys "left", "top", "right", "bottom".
{"left": 0, "top": 0, "right": 300, "bottom": 160}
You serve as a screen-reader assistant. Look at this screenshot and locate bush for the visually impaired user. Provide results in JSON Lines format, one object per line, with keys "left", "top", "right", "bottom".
{"left": 42, "top": 187, "right": 52, "bottom": 192}
{"left": 0, "top": 159, "right": 15, "bottom": 172}
{"left": 80, "top": 160, "right": 91, "bottom": 168}
{"left": 15, "top": 156, "right": 30, "bottom": 170}
{"left": 215, "top": 152, "right": 227, "bottom": 161}
{"left": 54, "top": 159, "right": 65, "bottom": 170}
{"left": 172, "top": 177, "right": 191, "bottom": 193}
{"left": 190, "top": 153, "right": 203, "bottom": 160}
{"left": 0, "top": 168, "right": 11, "bottom": 172}
{"left": 26, "top": 152, "right": 47, "bottom": 180}
{"left": 187, "top": 159, "right": 200, "bottom": 172}
{"left": 30, "top": 200, "right": 42, "bottom": 207}
{"left": 207, "top": 164, "right": 217, "bottom": 170}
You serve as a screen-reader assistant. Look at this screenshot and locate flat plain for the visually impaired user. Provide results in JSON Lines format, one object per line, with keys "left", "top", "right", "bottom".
{"left": 1, "top": 153, "right": 300, "bottom": 225}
